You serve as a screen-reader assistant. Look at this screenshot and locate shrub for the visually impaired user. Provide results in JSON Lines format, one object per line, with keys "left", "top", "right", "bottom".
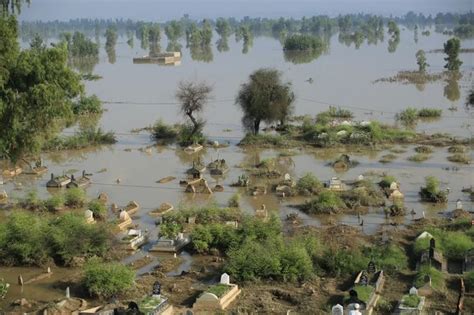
{"left": 379, "top": 175, "right": 397, "bottom": 189}
{"left": 364, "top": 244, "right": 408, "bottom": 272}
{"left": 414, "top": 145, "right": 433, "bottom": 154}
{"left": 296, "top": 173, "right": 322, "bottom": 195}
{"left": 177, "top": 123, "right": 205, "bottom": 146}
{"left": 341, "top": 180, "right": 386, "bottom": 207}
{"left": 83, "top": 257, "right": 135, "bottom": 298}
{"left": 159, "top": 221, "right": 181, "bottom": 239}
{"left": 402, "top": 294, "right": 421, "bottom": 307}
{"left": 396, "top": 108, "right": 418, "bottom": 126}
{"left": 417, "top": 108, "right": 442, "bottom": 118}
{"left": 320, "top": 248, "right": 368, "bottom": 276}
{"left": 88, "top": 200, "right": 107, "bottom": 219}
{"left": 239, "top": 133, "right": 289, "bottom": 147}
{"left": 447, "top": 153, "right": 470, "bottom": 164}
{"left": 152, "top": 119, "right": 178, "bottom": 144}
{"left": 414, "top": 265, "right": 444, "bottom": 290}
{"left": 65, "top": 188, "right": 86, "bottom": 208}
{"left": 44, "top": 193, "right": 65, "bottom": 211}
{"left": 419, "top": 176, "right": 448, "bottom": 203}
{"left": 408, "top": 153, "right": 430, "bottom": 162}
{"left": 448, "top": 145, "right": 467, "bottom": 153}
{"left": 19, "top": 189, "right": 43, "bottom": 210}
{"left": 72, "top": 95, "right": 103, "bottom": 115}
{"left": 227, "top": 193, "right": 240, "bottom": 208}
{"left": 465, "top": 271, "right": 474, "bottom": 291}
{"left": 44, "top": 128, "right": 116, "bottom": 151}
{"left": 302, "top": 191, "right": 346, "bottom": 214}
{"left": 284, "top": 34, "right": 325, "bottom": 51}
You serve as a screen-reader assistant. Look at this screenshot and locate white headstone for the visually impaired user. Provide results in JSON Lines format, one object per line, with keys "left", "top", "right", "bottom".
{"left": 332, "top": 304, "right": 343, "bottom": 315}
{"left": 47, "top": 267, "right": 51, "bottom": 273}
{"left": 336, "top": 130, "right": 347, "bottom": 136}
{"left": 409, "top": 286, "right": 418, "bottom": 295}
{"left": 84, "top": 209, "right": 94, "bottom": 219}
{"left": 357, "top": 175, "right": 364, "bottom": 181}
{"left": 284, "top": 173, "right": 291, "bottom": 181}
{"left": 66, "top": 286, "right": 70, "bottom": 298}
{"left": 220, "top": 273, "right": 230, "bottom": 285}
{"left": 456, "top": 200, "right": 463, "bottom": 210}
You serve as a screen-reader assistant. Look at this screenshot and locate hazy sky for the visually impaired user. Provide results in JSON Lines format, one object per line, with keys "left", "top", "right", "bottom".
{"left": 19, "top": 0, "right": 472, "bottom": 21}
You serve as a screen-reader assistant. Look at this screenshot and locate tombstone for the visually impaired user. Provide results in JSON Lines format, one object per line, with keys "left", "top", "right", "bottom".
{"left": 185, "top": 310, "right": 194, "bottom": 315}
{"left": 332, "top": 304, "right": 344, "bottom": 315}
{"left": 367, "top": 261, "right": 376, "bottom": 274}
{"left": 220, "top": 273, "right": 230, "bottom": 285}
{"left": 18, "top": 275, "right": 23, "bottom": 286}
{"left": 430, "top": 238, "right": 436, "bottom": 249}
{"left": 66, "top": 286, "right": 70, "bottom": 298}
{"left": 349, "top": 289, "right": 358, "bottom": 299}
{"left": 359, "top": 272, "right": 369, "bottom": 286}
{"left": 152, "top": 281, "right": 161, "bottom": 296}
{"left": 84, "top": 209, "right": 94, "bottom": 220}
{"left": 119, "top": 210, "right": 131, "bottom": 222}
{"left": 47, "top": 267, "right": 51, "bottom": 273}
{"left": 261, "top": 204, "right": 266, "bottom": 211}
{"left": 456, "top": 199, "right": 463, "bottom": 210}
{"left": 284, "top": 173, "right": 291, "bottom": 181}
{"left": 357, "top": 174, "right": 364, "bottom": 181}
{"left": 409, "top": 286, "right": 418, "bottom": 296}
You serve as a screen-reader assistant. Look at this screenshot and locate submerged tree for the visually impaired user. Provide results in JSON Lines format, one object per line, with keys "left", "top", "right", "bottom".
{"left": 444, "top": 37, "right": 462, "bottom": 71}
{"left": 0, "top": 0, "right": 30, "bottom": 16}
{"left": 416, "top": 49, "right": 429, "bottom": 72}
{"left": 164, "top": 20, "right": 183, "bottom": 42}
{"left": 176, "top": 81, "right": 213, "bottom": 140}
{"left": 236, "top": 68, "right": 294, "bottom": 135}
{"left": 387, "top": 20, "right": 400, "bottom": 53}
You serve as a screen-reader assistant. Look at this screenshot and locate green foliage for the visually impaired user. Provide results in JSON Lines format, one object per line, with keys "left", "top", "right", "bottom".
{"left": 396, "top": 107, "right": 418, "bottom": 127}
{"left": 164, "top": 20, "right": 183, "bottom": 41}
{"left": 444, "top": 37, "right": 462, "bottom": 71}
{"left": 0, "top": 278, "right": 8, "bottom": 298}
{"left": 414, "top": 145, "right": 433, "bottom": 154}
{"left": 88, "top": 200, "right": 107, "bottom": 219}
{"left": 215, "top": 18, "right": 231, "bottom": 38}
{"left": 419, "top": 176, "right": 448, "bottom": 203}
{"left": 302, "top": 190, "right": 346, "bottom": 214}
{"left": 448, "top": 145, "right": 467, "bottom": 153}
{"left": 296, "top": 173, "right": 322, "bottom": 195}
{"left": 414, "top": 265, "right": 444, "bottom": 290}
{"left": 416, "top": 49, "right": 429, "bottom": 72}
{"left": 465, "top": 271, "right": 474, "bottom": 291}
{"left": 152, "top": 120, "right": 178, "bottom": 144}
{"left": 0, "top": 15, "right": 83, "bottom": 163}
{"left": 65, "top": 187, "right": 86, "bottom": 208}
{"left": 413, "top": 229, "right": 474, "bottom": 260}
{"left": 351, "top": 285, "right": 374, "bottom": 303}
{"left": 44, "top": 193, "right": 65, "bottom": 211}
{"left": 364, "top": 244, "right": 408, "bottom": 273}
{"left": 417, "top": 108, "right": 442, "bottom": 118}
{"left": 408, "top": 153, "right": 430, "bottom": 162}
{"left": 160, "top": 221, "right": 181, "bottom": 239}
{"left": 105, "top": 26, "right": 117, "bottom": 49}
{"left": 447, "top": 153, "right": 470, "bottom": 164}
{"left": 72, "top": 95, "right": 103, "bottom": 115}
{"left": 315, "top": 106, "right": 354, "bottom": 125}
{"left": 177, "top": 123, "right": 206, "bottom": 147}
{"left": 227, "top": 193, "right": 240, "bottom": 208}
{"left": 238, "top": 133, "right": 289, "bottom": 147}
{"left": 379, "top": 175, "right": 397, "bottom": 189}
{"left": 402, "top": 294, "right": 421, "bottom": 307}
{"left": 341, "top": 180, "right": 386, "bottom": 207}
{"left": 66, "top": 32, "right": 99, "bottom": 58}
{"left": 206, "top": 284, "right": 231, "bottom": 297}
{"left": 283, "top": 34, "right": 325, "bottom": 51}
{"left": 236, "top": 68, "right": 294, "bottom": 134}
{"left": 43, "top": 127, "right": 116, "bottom": 151}
{"left": 0, "top": 212, "right": 110, "bottom": 266}
{"left": 320, "top": 248, "right": 368, "bottom": 276}
{"left": 83, "top": 257, "right": 134, "bottom": 299}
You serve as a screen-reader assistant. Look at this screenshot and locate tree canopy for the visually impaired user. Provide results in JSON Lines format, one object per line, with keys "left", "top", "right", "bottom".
{"left": 0, "top": 16, "right": 83, "bottom": 163}
{"left": 236, "top": 68, "right": 294, "bottom": 134}
{"left": 444, "top": 37, "right": 462, "bottom": 71}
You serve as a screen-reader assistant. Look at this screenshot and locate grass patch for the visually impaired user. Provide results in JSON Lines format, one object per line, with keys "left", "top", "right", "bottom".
{"left": 408, "top": 153, "right": 430, "bottom": 162}
{"left": 417, "top": 108, "right": 442, "bottom": 118}
{"left": 419, "top": 176, "right": 448, "bottom": 203}
{"left": 239, "top": 133, "right": 292, "bottom": 147}
{"left": 206, "top": 284, "right": 230, "bottom": 297}
{"left": 401, "top": 294, "right": 421, "bottom": 308}
{"left": 301, "top": 190, "right": 346, "bottom": 214}
{"left": 414, "top": 265, "right": 444, "bottom": 290}
{"left": 379, "top": 153, "right": 397, "bottom": 163}
{"left": 448, "top": 145, "right": 467, "bottom": 153}
{"left": 44, "top": 128, "right": 116, "bottom": 151}
{"left": 447, "top": 153, "right": 470, "bottom": 164}
{"left": 296, "top": 173, "right": 322, "bottom": 196}
{"left": 414, "top": 145, "right": 433, "bottom": 154}
{"left": 139, "top": 296, "right": 162, "bottom": 312}
{"left": 152, "top": 119, "right": 178, "bottom": 144}
{"left": 346, "top": 285, "right": 374, "bottom": 303}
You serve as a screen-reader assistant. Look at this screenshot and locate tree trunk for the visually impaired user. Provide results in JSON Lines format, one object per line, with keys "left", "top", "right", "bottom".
{"left": 187, "top": 112, "right": 198, "bottom": 136}
{"left": 253, "top": 119, "right": 260, "bottom": 135}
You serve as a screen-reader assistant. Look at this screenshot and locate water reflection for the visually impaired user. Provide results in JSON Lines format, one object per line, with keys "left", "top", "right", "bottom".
{"left": 283, "top": 50, "right": 322, "bottom": 64}
{"left": 106, "top": 46, "right": 116, "bottom": 64}
{"left": 166, "top": 41, "right": 182, "bottom": 52}
{"left": 216, "top": 37, "right": 229, "bottom": 53}
{"left": 68, "top": 56, "right": 99, "bottom": 73}
{"left": 149, "top": 43, "right": 161, "bottom": 56}
{"left": 444, "top": 73, "right": 461, "bottom": 102}
{"left": 387, "top": 36, "right": 400, "bottom": 53}
{"left": 189, "top": 44, "right": 213, "bottom": 62}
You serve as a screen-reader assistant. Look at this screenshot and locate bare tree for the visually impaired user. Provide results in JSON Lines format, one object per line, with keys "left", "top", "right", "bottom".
{"left": 176, "top": 80, "right": 212, "bottom": 137}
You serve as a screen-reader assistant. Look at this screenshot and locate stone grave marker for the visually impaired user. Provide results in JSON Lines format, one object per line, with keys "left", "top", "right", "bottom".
{"left": 359, "top": 272, "right": 369, "bottom": 286}
{"left": 456, "top": 199, "right": 463, "bottom": 210}
{"left": 332, "top": 304, "right": 343, "bottom": 315}
{"left": 409, "top": 286, "right": 418, "bottom": 295}
{"left": 367, "top": 261, "right": 376, "bottom": 273}
{"left": 220, "top": 273, "right": 230, "bottom": 285}
{"left": 153, "top": 281, "right": 161, "bottom": 296}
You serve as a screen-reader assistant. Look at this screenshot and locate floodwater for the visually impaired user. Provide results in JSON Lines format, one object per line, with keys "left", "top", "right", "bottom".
{"left": 0, "top": 26, "right": 473, "bottom": 308}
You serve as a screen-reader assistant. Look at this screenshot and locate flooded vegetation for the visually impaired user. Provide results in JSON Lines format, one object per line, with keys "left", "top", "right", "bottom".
{"left": 1, "top": 0, "right": 473, "bottom": 314}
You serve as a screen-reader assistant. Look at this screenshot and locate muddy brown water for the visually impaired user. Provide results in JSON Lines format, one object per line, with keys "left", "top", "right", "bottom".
{"left": 1, "top": 27, "right": 473, "bottom": 308}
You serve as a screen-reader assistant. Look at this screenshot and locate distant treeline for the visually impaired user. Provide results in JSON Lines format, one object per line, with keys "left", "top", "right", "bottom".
{"left": 20, "top": 11, "right": 474, "bottom": 41}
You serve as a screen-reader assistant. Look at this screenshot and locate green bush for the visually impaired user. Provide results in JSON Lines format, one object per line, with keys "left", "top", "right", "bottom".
{"left": 88, "top": 200, "right": 107, "bottom": 219}
{"left": 227, "top": 193, "right": 240, "bottom": 208}
{"left": 448, "top": 145, "right": 467, "bottom": 153}
{"left": 19, "top": 189, "right": 43, "bottom": 210}
{"left": 72, "top": 95, "right": 103, "bottom": 115}
{"left": 152, "top": 119, "right": 178, "bottom": 144}
{"left": 284, "top": 34, "right": 325, "bottom": 51}
{"left": 447, "top": 153, "right": 470, "bottom": 164}
{"left": 419, "top": 176, "right": 448, "bottom": 203}
{"left": 83, "top": 257, "right": 135, "bottom": 298}
{"left": 302, "top": 190, "right": 346, "bottom": 214}
{"left": 296, "top": 173, "right": 322, "bottom": 195}
{"left": 465, "top": 271, "right": 474, "bottom": 291}
{"left": 177, "top": 123, "right": 205, "bottom": 147}
{"left": 402, "top": 294, "right": 421, "bottom": 307}
{"left": 414, "top": 265, "right": 444, "bottom": 290}
{"left": 239, "top": 133, "right": 289, "bottom": 147}
{"left": 417, "top": 108, "right": 442, "bottom": 118}
{"left": 364, "top": 244, "right": 408, "bottom": 272}
{"left": 408, "top": 153, "right": 430, "bottom": 162}
{"left": 320, "top": 248, "right": 368, "bottom": 276}
{"left": 379, "top": 175, "right": 397, "bottom": 189}
{"left": 65, "top": 188, "right": 86, "bottom": 208}
{"left": 44, "top": 193, "right": 65, "bottom": 211}
{"left": 44, "top": 128, "right": 116, "bottom": 151}
{"left": 396, "top": 108, "right": 418, "bottom": 126}
{"left": 206, "top": 284, "right": 231, "bottom": 297}
{"left": 414, "top": 145, "right": 433, "bottom": 154}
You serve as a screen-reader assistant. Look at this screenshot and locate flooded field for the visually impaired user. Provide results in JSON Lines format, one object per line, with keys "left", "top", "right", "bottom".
{"left": 1, "top": 25, "right": 473, "bottom": 309}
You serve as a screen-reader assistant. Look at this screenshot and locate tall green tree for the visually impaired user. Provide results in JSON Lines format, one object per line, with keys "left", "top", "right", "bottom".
{"left": 416, "top": 49, "right": 429, "bottom": 72}
{"left": 164, "top": 20, "right": 183, "bottom": 42}
{"left": 0, "top": 16, "right": 83, "bottom": 164}
{"left": 215, "top": 18, "right": 231, "bottom": 38}
{"left": 1, "top": 0, "right": 30, "bottom": 16}
{"left": 444, "top": 37, "right": 462, "bottom": 71}
{"left": 236, "top": 68, "right": 295, "bottom": 134}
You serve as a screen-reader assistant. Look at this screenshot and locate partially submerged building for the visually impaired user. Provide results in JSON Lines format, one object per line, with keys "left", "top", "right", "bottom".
{"left": 133, "top": 51, "right": 181, "bottom": 66}
{"left": 46, "top": 173, "right": 71, "bottom": 188}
